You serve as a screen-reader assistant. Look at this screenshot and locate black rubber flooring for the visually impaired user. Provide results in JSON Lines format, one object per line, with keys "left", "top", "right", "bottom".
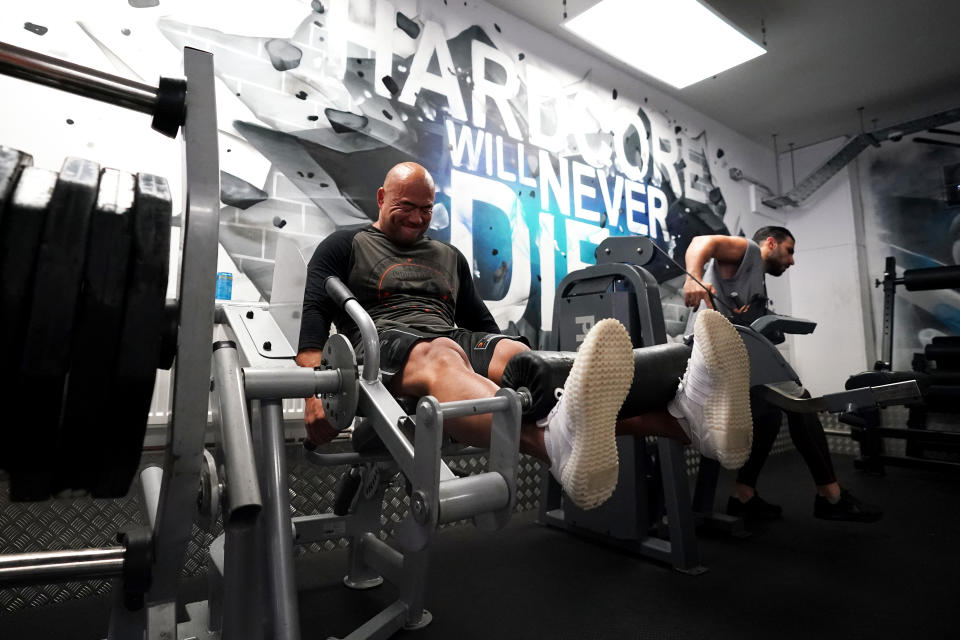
{"left": 2, "top": 451, "right": 959, "bottom": 639}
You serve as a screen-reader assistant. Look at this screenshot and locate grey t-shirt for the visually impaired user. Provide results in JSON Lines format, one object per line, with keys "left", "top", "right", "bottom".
{"left": 686, "top": 238, "right": 769, "bottom": 332}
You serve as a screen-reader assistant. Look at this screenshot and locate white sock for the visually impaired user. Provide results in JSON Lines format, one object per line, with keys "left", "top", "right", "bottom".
{"left": 539, "top": 392, "right": 572, "bottom": 480}
{"left": 666, "top": 339, "right": 711, "bottom": 435}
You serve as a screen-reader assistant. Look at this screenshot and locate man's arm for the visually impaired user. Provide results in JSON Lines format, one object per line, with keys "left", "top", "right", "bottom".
{"left": 682, "top": 235, "right": 749, "bottom": 309}
{"left": 299, "top": 233, "right": 352, "bottom": 353}
{"left": 295, "top": 348, "right": 338, "bottom": 445}
{"left": 297, "top": 229, "right": 357, "bottom": 445}
{"left": 452, "top": 249, "right": 501, "bottom": 333}
{"left": 295, "top": 349, "right": 324, "bottom": 368}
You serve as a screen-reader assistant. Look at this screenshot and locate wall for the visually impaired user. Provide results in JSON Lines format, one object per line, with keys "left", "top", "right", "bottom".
{"left": 858, "top": 131, "right": 960, "bottom": 369}
{"left": 769, "top": 138, "right": 873, "bottom": 396}
{"left": 0, "top": 0, "right": 775, "bottom": 351}
{"left": 767, "top": 124, "right": 960, "bottom": 396}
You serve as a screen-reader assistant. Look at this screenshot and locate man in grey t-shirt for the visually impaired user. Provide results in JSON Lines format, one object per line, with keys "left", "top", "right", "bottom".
{"left": 683, "top": 226, "right": 882, "bottom": 523}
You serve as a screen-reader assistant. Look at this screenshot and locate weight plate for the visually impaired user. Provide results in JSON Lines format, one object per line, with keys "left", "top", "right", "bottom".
{"left": 0, "top": 146, "right": 32, "bottom": 223}
{"left": 320, "top": 333, "right": 359, "bottom": 431}
{"left": 56, "top": 169, "right": 136, "bottom": 496}
{"left": 12, "top": 158, "right": 100, "bottom": 501}
{"left": 0, "top": 167, "right": 55, "bottom": 486}
{"left": 92, "top": 172, "right": 172, "bottom": 497}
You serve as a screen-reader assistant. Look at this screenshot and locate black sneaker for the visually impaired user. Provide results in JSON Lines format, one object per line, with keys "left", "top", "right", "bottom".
{"left": 814, "top": 489, "right": 883, "bottom": 522}
{"left": 726, "top": 494, "right": 783, "bottom": 522}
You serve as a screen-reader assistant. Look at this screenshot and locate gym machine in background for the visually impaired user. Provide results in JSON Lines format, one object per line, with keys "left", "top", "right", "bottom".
{"left": 842, "top": 256, "right": 960, "bottom": 473}
{"left": 527, "top": 236, "right": 921, "bottom": 564}
{"left": 540, "top": 238, "right": 705, "bottom": 573}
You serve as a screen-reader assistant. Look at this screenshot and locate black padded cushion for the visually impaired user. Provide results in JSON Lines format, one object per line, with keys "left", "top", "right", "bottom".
{"left": 924, "top": 342, "right": 960, "bottom": 370}
{"left": 845, "top": 369, "right": 960, "bottom": 411}
{"left": 500, "top": 350, "right": 576, "bottom": 421}
{"left": 501, "top": 342, "right": 691, "bottom": 422}
{"left": 846, "top": 369, "right": 960, "bottom": 389}
{"left": 845, "top": 370, "right": 930, "bottom": 392}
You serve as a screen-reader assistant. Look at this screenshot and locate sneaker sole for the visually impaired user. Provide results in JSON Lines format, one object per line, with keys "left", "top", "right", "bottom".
{"left": 560, "top": 318, "right": 635, "bottom": 510}
{"left": 694, "top": 309, "right": 753, "bottom": 469}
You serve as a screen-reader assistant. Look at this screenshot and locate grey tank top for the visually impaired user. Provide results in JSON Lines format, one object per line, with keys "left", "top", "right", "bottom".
{"left": 686, "top": 239, "right": 768, "bottom": 332}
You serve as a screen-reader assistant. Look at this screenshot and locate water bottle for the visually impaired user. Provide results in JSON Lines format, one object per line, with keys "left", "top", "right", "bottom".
{"left": 216, "top": 271, "right": 233, "bottom": 300}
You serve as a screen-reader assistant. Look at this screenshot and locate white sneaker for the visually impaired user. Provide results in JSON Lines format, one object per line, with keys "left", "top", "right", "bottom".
{"left": 541, "top": 318, "right": 635, "bottom": 510}
{"left": 668, "top": 309, "right": 752, "bottom": 469}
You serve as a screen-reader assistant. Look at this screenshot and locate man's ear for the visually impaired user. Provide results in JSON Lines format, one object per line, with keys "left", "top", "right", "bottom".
{"left": 376, "top": 187, "right": 385, "bottom": 207}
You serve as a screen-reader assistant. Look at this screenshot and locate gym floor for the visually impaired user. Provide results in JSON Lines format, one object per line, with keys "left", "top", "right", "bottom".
{"left": 1, "top": 451, "right": 957, "bottom": 640}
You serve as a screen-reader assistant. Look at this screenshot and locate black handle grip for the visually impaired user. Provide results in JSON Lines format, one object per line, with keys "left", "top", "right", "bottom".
{"left": 903, "top": 265, "right": 960, "bottom": 292}
{"left": 324, "top": 276, "right": 356, "bottom": 309}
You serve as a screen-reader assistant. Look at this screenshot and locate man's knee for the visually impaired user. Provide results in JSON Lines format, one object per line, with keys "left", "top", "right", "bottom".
{"left": 399, "top": 338, "right": 472, "bottom": 391}
{"left": 487, "top": 339, "right": 529, "bottom": 384}
{"left": 493, "top": 338, "right": 529, "bottom": 360}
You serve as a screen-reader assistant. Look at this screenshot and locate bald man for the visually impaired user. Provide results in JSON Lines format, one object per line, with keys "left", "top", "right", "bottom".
{"left": 297, "top": 163, "right": 754, "bottom": 510}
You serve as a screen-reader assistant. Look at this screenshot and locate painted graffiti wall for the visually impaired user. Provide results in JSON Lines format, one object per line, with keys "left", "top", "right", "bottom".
{"left": 859, "top": 131, "right": 960, "bottom": 369}
{"left": 1, "top": 0, "right": 776, "bottom": 347}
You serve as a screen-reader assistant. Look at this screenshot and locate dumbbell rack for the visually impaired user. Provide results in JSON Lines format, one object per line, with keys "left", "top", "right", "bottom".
{"left": 0, "top": 42, "right": 220, "bottom": 639}
{"left": 842, "top": 256, "right": 960, "bottom": 473}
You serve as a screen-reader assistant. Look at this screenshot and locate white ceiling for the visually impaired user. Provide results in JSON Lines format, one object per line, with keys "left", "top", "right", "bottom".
{"left": 486, "top": 0, "right": 960, "bottom": 151}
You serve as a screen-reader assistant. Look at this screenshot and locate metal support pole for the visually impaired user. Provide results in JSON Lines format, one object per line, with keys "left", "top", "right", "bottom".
{"left": 212, "top": 341, "right": 263, "bottom": 524}
{"left": 244, "top": 367, "right": 341, "bottom": 399}
{"left": 146, "top": 47, "right": 220, "bottom": 639}
{"left": 437, "top": 473, "right": 509, "bottom": 524}
{"left": 0, "top": 41, "right": 157, "bottom": 115}
{"left": 139, "top": 466, "right": 163, "bottom": 531}
{"left": 344, "top": 300, "right": 380, "bottom": 382}
{"left": 773, "top": 133, "right": 781, "bottom": 195}
{"left": 691, "top": 455, "right": 721, "bottom": 513}
{"left": 657, "top": 438, "right": 704, "bottom": 574}
{"left": 322, "top": 277, "right": 380, "bottom": 382}
{"left": 221, "top": 524, "right": 265, "bottom": 640}
{"left": 0, "top": 548, "right": 125, "bottom": 586}
{"left": 259, "top": 399, "right": 302, "bottom": 640}
{"left": 357, "top": 380, "right": 417, "bottom": 475}
{"left": 357, "top": 532, "right": 404, "bottom": 587}
{"left": 435, "top": 395, "right": 512, "bottom": 419}
{"left": 880, "top": 256, "right": 897, "bottom": 370}
{"left": 0, "top": 41, "right": 184, "bottom": 137}
{"left": 477, "top": 387, "right": 522, "bottom": 530}
{"left": 393, "top": 397, "right": 446, "bottom": 629}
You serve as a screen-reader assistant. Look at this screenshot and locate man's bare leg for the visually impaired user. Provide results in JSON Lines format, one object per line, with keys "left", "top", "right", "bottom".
{"left": 391, "top": 321, "right": 637, "bottom": 510}
{"left": 389, "top": 337, "right": 548, "bottom": 456}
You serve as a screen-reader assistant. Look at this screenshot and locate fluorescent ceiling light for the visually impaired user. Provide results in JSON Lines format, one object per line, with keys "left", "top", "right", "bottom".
{"left": 564, "top": 0, "right": 766, "bottom": 89}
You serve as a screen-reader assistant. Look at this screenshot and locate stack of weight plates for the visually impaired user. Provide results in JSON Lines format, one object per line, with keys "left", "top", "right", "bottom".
{"left": 0, "top": 145, "right": 172, "bottom": 500}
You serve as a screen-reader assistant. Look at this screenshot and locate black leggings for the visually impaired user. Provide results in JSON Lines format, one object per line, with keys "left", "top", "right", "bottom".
{"left": 735, "top": 388, "right": 837, "bottom": 488}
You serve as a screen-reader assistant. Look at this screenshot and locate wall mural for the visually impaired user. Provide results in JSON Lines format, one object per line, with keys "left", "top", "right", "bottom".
{"left": 4, "top": 0, "right": 745, "bottom": 347}
{"left": 860, "top": 130, "right": 960, "bottom": 369}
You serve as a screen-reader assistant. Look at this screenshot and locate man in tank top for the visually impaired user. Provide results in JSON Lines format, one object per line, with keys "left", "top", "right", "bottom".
{"left": 683, "top": 226, "right": 882, "bottom": 523}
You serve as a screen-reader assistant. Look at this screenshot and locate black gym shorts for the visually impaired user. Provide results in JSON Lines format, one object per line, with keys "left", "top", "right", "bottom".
{"left": 375, "top": 327, "right": 528, "bottom": 384}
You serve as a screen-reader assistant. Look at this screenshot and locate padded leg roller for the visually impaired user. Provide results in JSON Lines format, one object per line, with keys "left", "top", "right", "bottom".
{"left": 501, "top": 342, "right": 691, "bottom": 422}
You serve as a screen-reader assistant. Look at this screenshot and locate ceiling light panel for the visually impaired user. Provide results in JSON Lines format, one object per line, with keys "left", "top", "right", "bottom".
{"left": 564, "top": 0, "right": 766, "bottom": 89}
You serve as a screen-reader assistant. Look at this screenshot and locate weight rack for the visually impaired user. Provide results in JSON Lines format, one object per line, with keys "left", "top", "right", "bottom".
{"left": 0, "top": 41, "right": 221, "bottom": 639}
